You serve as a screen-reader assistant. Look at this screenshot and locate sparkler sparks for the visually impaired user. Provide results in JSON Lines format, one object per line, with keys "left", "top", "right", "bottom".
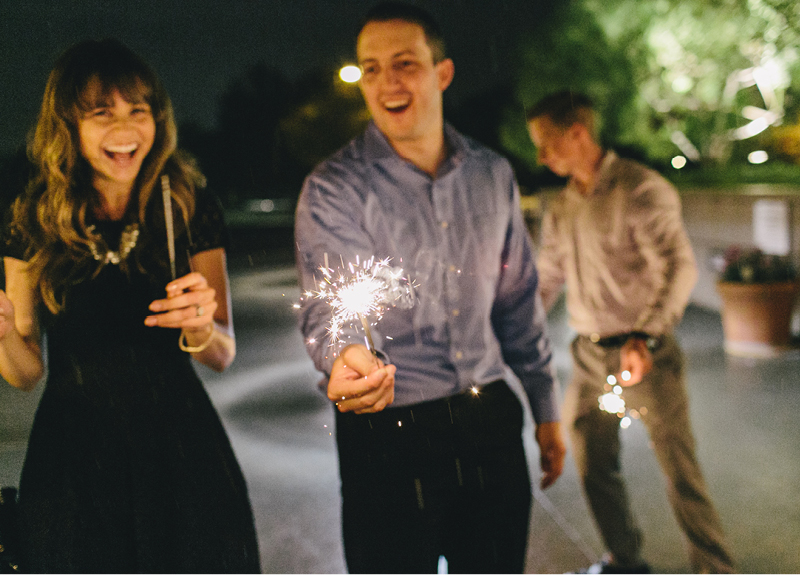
{"left": 303, "top": 256, "right": 415, "bottom": 353}
{"left": 598, "top": 373, "right": 642, "bottom": 429}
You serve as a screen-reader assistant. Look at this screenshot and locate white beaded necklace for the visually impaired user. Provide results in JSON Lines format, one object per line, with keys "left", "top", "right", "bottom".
{"left": 86, "top": 223, "right": 140, "bottom": 265}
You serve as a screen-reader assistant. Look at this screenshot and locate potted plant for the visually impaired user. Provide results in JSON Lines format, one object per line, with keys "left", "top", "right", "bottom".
{"left": 716, "top": 246, "right": 800, "bottom": 357}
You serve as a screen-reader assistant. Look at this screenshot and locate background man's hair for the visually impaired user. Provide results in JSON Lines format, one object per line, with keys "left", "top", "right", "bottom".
{"left": 526, "top": 90, "right": 596, "bottom": 134}
{"left": 359, "top": 2, "right": 446, "bottom": 62}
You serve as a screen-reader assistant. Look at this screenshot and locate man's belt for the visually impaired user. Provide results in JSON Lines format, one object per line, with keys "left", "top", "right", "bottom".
{"left": 588, "top": 331, "right": 662, "bottom": 351}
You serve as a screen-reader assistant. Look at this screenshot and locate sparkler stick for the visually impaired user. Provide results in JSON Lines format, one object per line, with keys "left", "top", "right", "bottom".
{"left": 360, "top": 314, "right": 378, "bottom": 356}
{"left": 160, "top": 174, "right": 176, "bottom": 280}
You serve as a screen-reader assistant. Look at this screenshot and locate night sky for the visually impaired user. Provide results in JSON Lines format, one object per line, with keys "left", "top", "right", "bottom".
{"left": 0, "top": 0, "right": 553, "bottom": 156}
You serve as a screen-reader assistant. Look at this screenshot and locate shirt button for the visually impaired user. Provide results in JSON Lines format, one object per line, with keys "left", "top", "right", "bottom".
{"left": 440, "top": 221, "right": 449, "bottom": 229}
{"left": 455, "top": 351, "right": 463, "bottom": 360}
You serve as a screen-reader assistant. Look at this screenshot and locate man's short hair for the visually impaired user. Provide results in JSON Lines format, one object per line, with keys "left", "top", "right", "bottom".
{"left": 358, "top": 2, "right": 446, "bottom": 63}
{"left": 526, "top": 90, "right": 596, "bottom": 135}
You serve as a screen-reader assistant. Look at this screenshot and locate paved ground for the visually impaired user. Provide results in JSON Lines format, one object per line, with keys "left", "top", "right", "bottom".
{"left": 2, "top": 259, "right": 799, "bottom": 573}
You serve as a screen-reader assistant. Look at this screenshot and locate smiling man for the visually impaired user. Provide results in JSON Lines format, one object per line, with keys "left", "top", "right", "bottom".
{"left": 294, "top": 2, "right": 565, "bottom": 573}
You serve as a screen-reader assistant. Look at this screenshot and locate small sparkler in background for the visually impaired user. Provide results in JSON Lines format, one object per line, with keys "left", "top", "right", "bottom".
{"left": 304, "top": 256, "right": 415, "bottom": 354}
{"left": 598, "top": 371, "right": 646, "bottom": 429}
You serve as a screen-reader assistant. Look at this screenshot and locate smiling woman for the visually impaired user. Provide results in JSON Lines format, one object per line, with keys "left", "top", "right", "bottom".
{"left": 0, "top": 38, "right": 260, "bottom": 572}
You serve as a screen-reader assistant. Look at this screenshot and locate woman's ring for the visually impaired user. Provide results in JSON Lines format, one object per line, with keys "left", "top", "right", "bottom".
{"left": 196, "top": 305, "right": 204, "bottom": 317}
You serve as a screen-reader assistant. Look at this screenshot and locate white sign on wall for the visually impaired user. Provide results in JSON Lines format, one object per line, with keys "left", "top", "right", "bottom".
{"left": 753, "top": 199, "right": 790, "bottom": 256}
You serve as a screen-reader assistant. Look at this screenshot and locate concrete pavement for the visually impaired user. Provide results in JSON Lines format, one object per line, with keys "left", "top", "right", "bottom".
{"left": 2, "top": 263, "right": 799, "bottom": 573}
{"left": 210, "top": 265, "right": 800, "bottom": 573}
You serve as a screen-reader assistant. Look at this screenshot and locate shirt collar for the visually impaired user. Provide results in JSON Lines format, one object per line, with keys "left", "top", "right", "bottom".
{"left": 595, "top": 149, "right": 618, "bottom": 183}
{"left": 362, "top": 120, "right": 468, "bottom": 177}
{"left": 567, "top": 149, "right": 618, "bottom": 198}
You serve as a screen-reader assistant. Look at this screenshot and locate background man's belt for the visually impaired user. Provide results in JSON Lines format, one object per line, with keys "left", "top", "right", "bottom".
{"left": 588, "top": 331, "right": 662, "bottom": 350}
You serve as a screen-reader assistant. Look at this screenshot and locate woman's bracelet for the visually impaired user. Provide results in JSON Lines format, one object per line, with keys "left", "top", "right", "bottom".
{"left": 179, "top": 325, "right": 215, "bottom": 353}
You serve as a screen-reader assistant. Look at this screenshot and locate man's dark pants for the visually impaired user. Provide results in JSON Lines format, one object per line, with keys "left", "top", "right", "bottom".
{"left": 335, "top": 381, "right": 532, "bottom": 574}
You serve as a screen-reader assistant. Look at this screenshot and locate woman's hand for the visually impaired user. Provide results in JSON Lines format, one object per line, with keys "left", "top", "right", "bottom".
{"left": 144, "top": 271, "right": 217, "bottom": 331}
{"left": 0, "top": 257, "right": 45, "bottom": 390}
{"left": 0, "top": 290, "right": 17, "bottom": 341}
{"left": 145, "top": 249, "right": 235, "bottom": 372}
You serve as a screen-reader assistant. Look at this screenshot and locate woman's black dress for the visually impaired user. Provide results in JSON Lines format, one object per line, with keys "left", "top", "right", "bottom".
{"left": 5, "top": 191, "right": 260, "bottom": 573}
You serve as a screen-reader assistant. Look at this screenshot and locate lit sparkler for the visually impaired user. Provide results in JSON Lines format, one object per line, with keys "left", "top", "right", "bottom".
{"left": 598, "top": 371, "right": 642, "bottom": 429}
{"left": 305, "top": 256, "right": 415, "bottom": 354}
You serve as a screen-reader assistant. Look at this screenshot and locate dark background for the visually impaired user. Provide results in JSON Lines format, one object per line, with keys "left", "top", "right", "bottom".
{"left": 0, "top": 1, "right": 559, "bottom": 195}
{"left": 0, "top": 0, "right": 565, "bottom": 271}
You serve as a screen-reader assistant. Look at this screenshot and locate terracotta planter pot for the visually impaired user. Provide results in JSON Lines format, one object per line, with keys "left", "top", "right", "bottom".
{"left": 716, "top": 281, "right": 800, "bottom": 357}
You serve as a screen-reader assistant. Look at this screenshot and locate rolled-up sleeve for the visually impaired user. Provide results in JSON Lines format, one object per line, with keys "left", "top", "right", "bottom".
{"left": 535, "top": 205, "right": 567, "bottom": 312}
{"left": 631, "top": 181, "right": 698, "bottom": 335}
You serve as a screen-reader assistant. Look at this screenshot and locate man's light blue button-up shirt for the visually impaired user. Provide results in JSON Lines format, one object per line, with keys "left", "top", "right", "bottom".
{"left": 295, "top": 121, "right": 559, "bottom": 424}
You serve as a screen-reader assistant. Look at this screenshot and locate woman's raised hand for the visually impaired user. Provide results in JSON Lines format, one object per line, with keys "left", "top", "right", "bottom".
{"left": 0, "top": 290, "right": 16, "bottom": 340}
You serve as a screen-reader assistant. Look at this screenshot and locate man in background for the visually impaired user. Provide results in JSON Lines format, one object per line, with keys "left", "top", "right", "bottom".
{"left": 527, "top": 90, "right": 735, "bottom": 574}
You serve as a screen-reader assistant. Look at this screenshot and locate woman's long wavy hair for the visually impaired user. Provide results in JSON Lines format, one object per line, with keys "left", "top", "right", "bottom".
{"left": 12, "top": 38, "right": 204, "bottom": 314}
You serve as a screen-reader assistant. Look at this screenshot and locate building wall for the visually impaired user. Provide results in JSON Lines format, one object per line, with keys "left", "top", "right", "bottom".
{"left": 680, "top": 186, "right": 800, "bottom": 310}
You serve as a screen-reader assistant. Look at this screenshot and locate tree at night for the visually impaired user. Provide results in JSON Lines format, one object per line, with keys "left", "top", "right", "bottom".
{"left": 503, "top": 0, "right": 800, "bottom": 175}
{"left": 278, "top": 67, "right": 370, "bottom": 175}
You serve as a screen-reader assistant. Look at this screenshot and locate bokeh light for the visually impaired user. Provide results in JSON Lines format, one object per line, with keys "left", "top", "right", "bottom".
{"left": 671, "top": 155, "right": 687, "bottom": 169}
{"left": 599, "top": 392, "right": 626, "bottom": 415}
{"left": 339, "top": 65, "right": 362, "bottom": 83}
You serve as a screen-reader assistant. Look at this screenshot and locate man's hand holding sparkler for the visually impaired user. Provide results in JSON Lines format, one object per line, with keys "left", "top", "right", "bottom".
{"left": 618, "top": 336, "right": 654, "bottom": 386}
{"left": 329, "top": 344, "right": 396, "bottom": 414}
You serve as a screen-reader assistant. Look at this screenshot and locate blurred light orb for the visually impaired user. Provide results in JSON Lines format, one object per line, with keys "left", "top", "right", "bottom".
{"left": 620, "top": 416, "right": 632, "bottom": 429}
{"left": 339, "top": 65, "right": 362, "bottom": 83}
{"left": 671, "top": 155, "right": 687, "bottom": 169}
{"left": 671, "top": 75, "right": 693, "bottom": 94}
{"left": 607, "top": 374, "right": 617, "bottom": 385}
{"left": 599, "top": 392, "right": 626, "bottom": 414}
{"left": 748, "top": 150, "right": 768, "bottom": 164}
